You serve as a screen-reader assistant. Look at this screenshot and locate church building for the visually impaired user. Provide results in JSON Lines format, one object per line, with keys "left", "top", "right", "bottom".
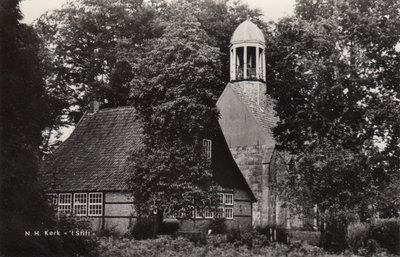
{"left": 218, "top": 20, "right": 290, "bottom": 228}
{"left": 40, "top": 20, "right": 299, "bottom": 234}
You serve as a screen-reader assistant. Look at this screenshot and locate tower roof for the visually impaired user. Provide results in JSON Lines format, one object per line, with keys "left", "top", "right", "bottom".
{"left": 230, "top": 20, "right": 265, "bottom": 45}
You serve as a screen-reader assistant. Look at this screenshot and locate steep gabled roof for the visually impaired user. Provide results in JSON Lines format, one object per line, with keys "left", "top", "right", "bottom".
{"left": 40, "top": 106, "right": 256, "bottom": 201}
{"left": 40, "top": 107, "right": 142, "bottom": 191}
{"left": 226, "top": 82, "right": 278, "bottom": 142}
{"left": 211, "top": 129, "right": 257, "bottom": 202}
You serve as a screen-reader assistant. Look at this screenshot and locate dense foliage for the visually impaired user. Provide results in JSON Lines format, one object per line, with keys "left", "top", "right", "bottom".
{"left": 0, "top": 1, "right": 97, "bottom": 255}
{"left": 268, "top": 0, "right": 400, "bottom": 247}
{"left": 0, "top": 0, "right": 61, "bottom": 254}
{"left": 346, "top": 218, "right": 400, "bottom": 255}
{"left": 94, "top": 233, "right": 399, "bottom": 257}
{"left": 126, "top": 2, "right": 222, "bottom": 217}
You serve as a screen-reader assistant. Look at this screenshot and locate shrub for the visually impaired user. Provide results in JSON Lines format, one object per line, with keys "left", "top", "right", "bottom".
{"left": 346, "top": 222, "right": 370, "bottom": 253}
{"left": 131, "top": 217, "right": 157, "bottom": 240}
{"left": 13, "top": 214, "right": 98, "bottom": 256}
{"left": 369, "top": 218, "right": 400, "bottom": 255}
{"left": 226, "top": 228, "right": 268, "bottom": 248}
{"left": 288, "top": 230, "right": 321, "bottom": 246}
{"left": 49, "top": 215, "right": 99, "bottom": 256}
{"left": 159, "top": 218, "right": 180, "bottom": 235}
{"left": 177, "top": 231, "right": 207, "bottom": 246}
{"left": 208, "top": 218, "right": 227, "bottom": 234}
{"left": 98, "top": 225, "right": 119, "bottom": 237}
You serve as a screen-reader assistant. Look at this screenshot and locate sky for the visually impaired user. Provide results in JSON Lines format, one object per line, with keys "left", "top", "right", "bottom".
{"left": 20, "top": 0, "right": 296, "bottom": 24}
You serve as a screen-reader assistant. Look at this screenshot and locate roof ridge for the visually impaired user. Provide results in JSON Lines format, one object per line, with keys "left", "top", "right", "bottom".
{"left": 98, "top": 105, "right": 136, "bottom": 112}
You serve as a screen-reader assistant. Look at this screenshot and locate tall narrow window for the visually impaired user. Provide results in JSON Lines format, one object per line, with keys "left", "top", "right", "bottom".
{"left": 225, "top": 193, "right": 233, "bottom": 206}
{"left": 58, "top": 193, "right": 72, "bottom": 213}
{"left": 235, "top": 47, "right": 244, "bottom": 80}
{"left": 74, "top": 193, "right": 87, "bottom": 216}
{"left": 247, "top": 47, "right": 256, "bottom": 79}
{"left": 88, "top": 192, "right": 103, "bottom": 216}
{"left": 202, "top": 139, "right": 212, "bottom": 159}
{"left": 225, "top": 207, "right": 233, "bottom": 219}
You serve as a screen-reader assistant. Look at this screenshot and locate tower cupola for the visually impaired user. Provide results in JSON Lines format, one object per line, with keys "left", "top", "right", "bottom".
{"left": 230, "top": 20, "right": 266, "bottom": 82}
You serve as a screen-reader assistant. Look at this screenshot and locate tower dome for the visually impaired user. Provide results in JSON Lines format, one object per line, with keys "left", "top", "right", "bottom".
{"left": 231, "top": 20, "right": 265, "bottom": 45}
{"left": 229, "top": 20, "right": 266, "bottom": 82}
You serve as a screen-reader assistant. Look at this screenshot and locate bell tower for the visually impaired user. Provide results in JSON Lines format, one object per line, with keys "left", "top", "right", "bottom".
{"left": 230, "top": 19, "right": 266, "bottom": 82}
{"left": 218, "top": 19, "right": 282, "bottom": 228}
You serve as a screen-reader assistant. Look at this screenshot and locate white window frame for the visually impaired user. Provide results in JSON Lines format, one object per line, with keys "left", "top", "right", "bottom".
{"left": 225, "top": 207, "right": 233, "bottom": 219}
{"left": 58, "top": 193, "right": 72, "bottom": 214}
{"left": 202, "top": 139, "right": 212, "bottom": 159}
{"left": 205, "top": 207, "right": 213, "bottom": 219}
{"left": 88, "top": 192, "right": 103, "bottom": 216}
{"left": 225, "top": 193, "right": 233, "bottom": 206}
{"left": 73, "top": 193, "right": 87, "bottom": 216}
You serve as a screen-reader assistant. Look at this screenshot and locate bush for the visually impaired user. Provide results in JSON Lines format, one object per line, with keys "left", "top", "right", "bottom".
{"left": 10, "top": 214, "right": 98, "bottom": 256}
{"left": 56, "top": 215, "right": 99, "bottom": 256}
{"left": 369, "top": 218, "right": 400, "bottom": 255}
{"left": 177, "top": 231, "right": 207, "bottom": 246}
{"left": 131, "top": 217, "right": 158, "bottom": 240}
{"left": 159, "top": 218, "right": 180, "bottom": 235}
{"left": 288, "top": 230, "right": 321, "bottom": 246}
{"left": 346, "top": 222, "right": 370, "bottom": 253}
{"left": 208, "top": 218, "right": 227, "bottom": 234}
{"left": 226, "top": 228, "right": 268, "bottom": 248}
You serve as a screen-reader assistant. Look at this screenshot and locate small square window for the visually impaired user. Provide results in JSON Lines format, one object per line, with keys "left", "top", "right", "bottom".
{"left": 225, "top": 207, "right": 233, "bottom": 219}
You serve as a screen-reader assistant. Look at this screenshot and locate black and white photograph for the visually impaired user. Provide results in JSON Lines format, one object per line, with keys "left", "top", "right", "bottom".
{"left": 1, "top": 0, "right": 399, "bottom": 256}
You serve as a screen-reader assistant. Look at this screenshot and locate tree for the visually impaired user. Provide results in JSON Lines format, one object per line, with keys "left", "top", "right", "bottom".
{"left": 34, "top": 0, "right": 266, "bottom": 153}
{"left": 267, "top": 0, "right": 400, "bottom": 248}
{"left": 126, "top": 2, "right": 223, "bottom": 220}
{"left": 35, "top": 0, "right": 160, "bottom": 151}
{"left": 0, "top": 0, "right": 64, "bottom": 254}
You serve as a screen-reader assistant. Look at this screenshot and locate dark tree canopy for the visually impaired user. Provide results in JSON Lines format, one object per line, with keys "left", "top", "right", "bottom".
{"left": 0, "top": 0, "right": 65, "bottom": 254}
{"left": 267, "top": 0, "right": 400, "bottom": 242}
